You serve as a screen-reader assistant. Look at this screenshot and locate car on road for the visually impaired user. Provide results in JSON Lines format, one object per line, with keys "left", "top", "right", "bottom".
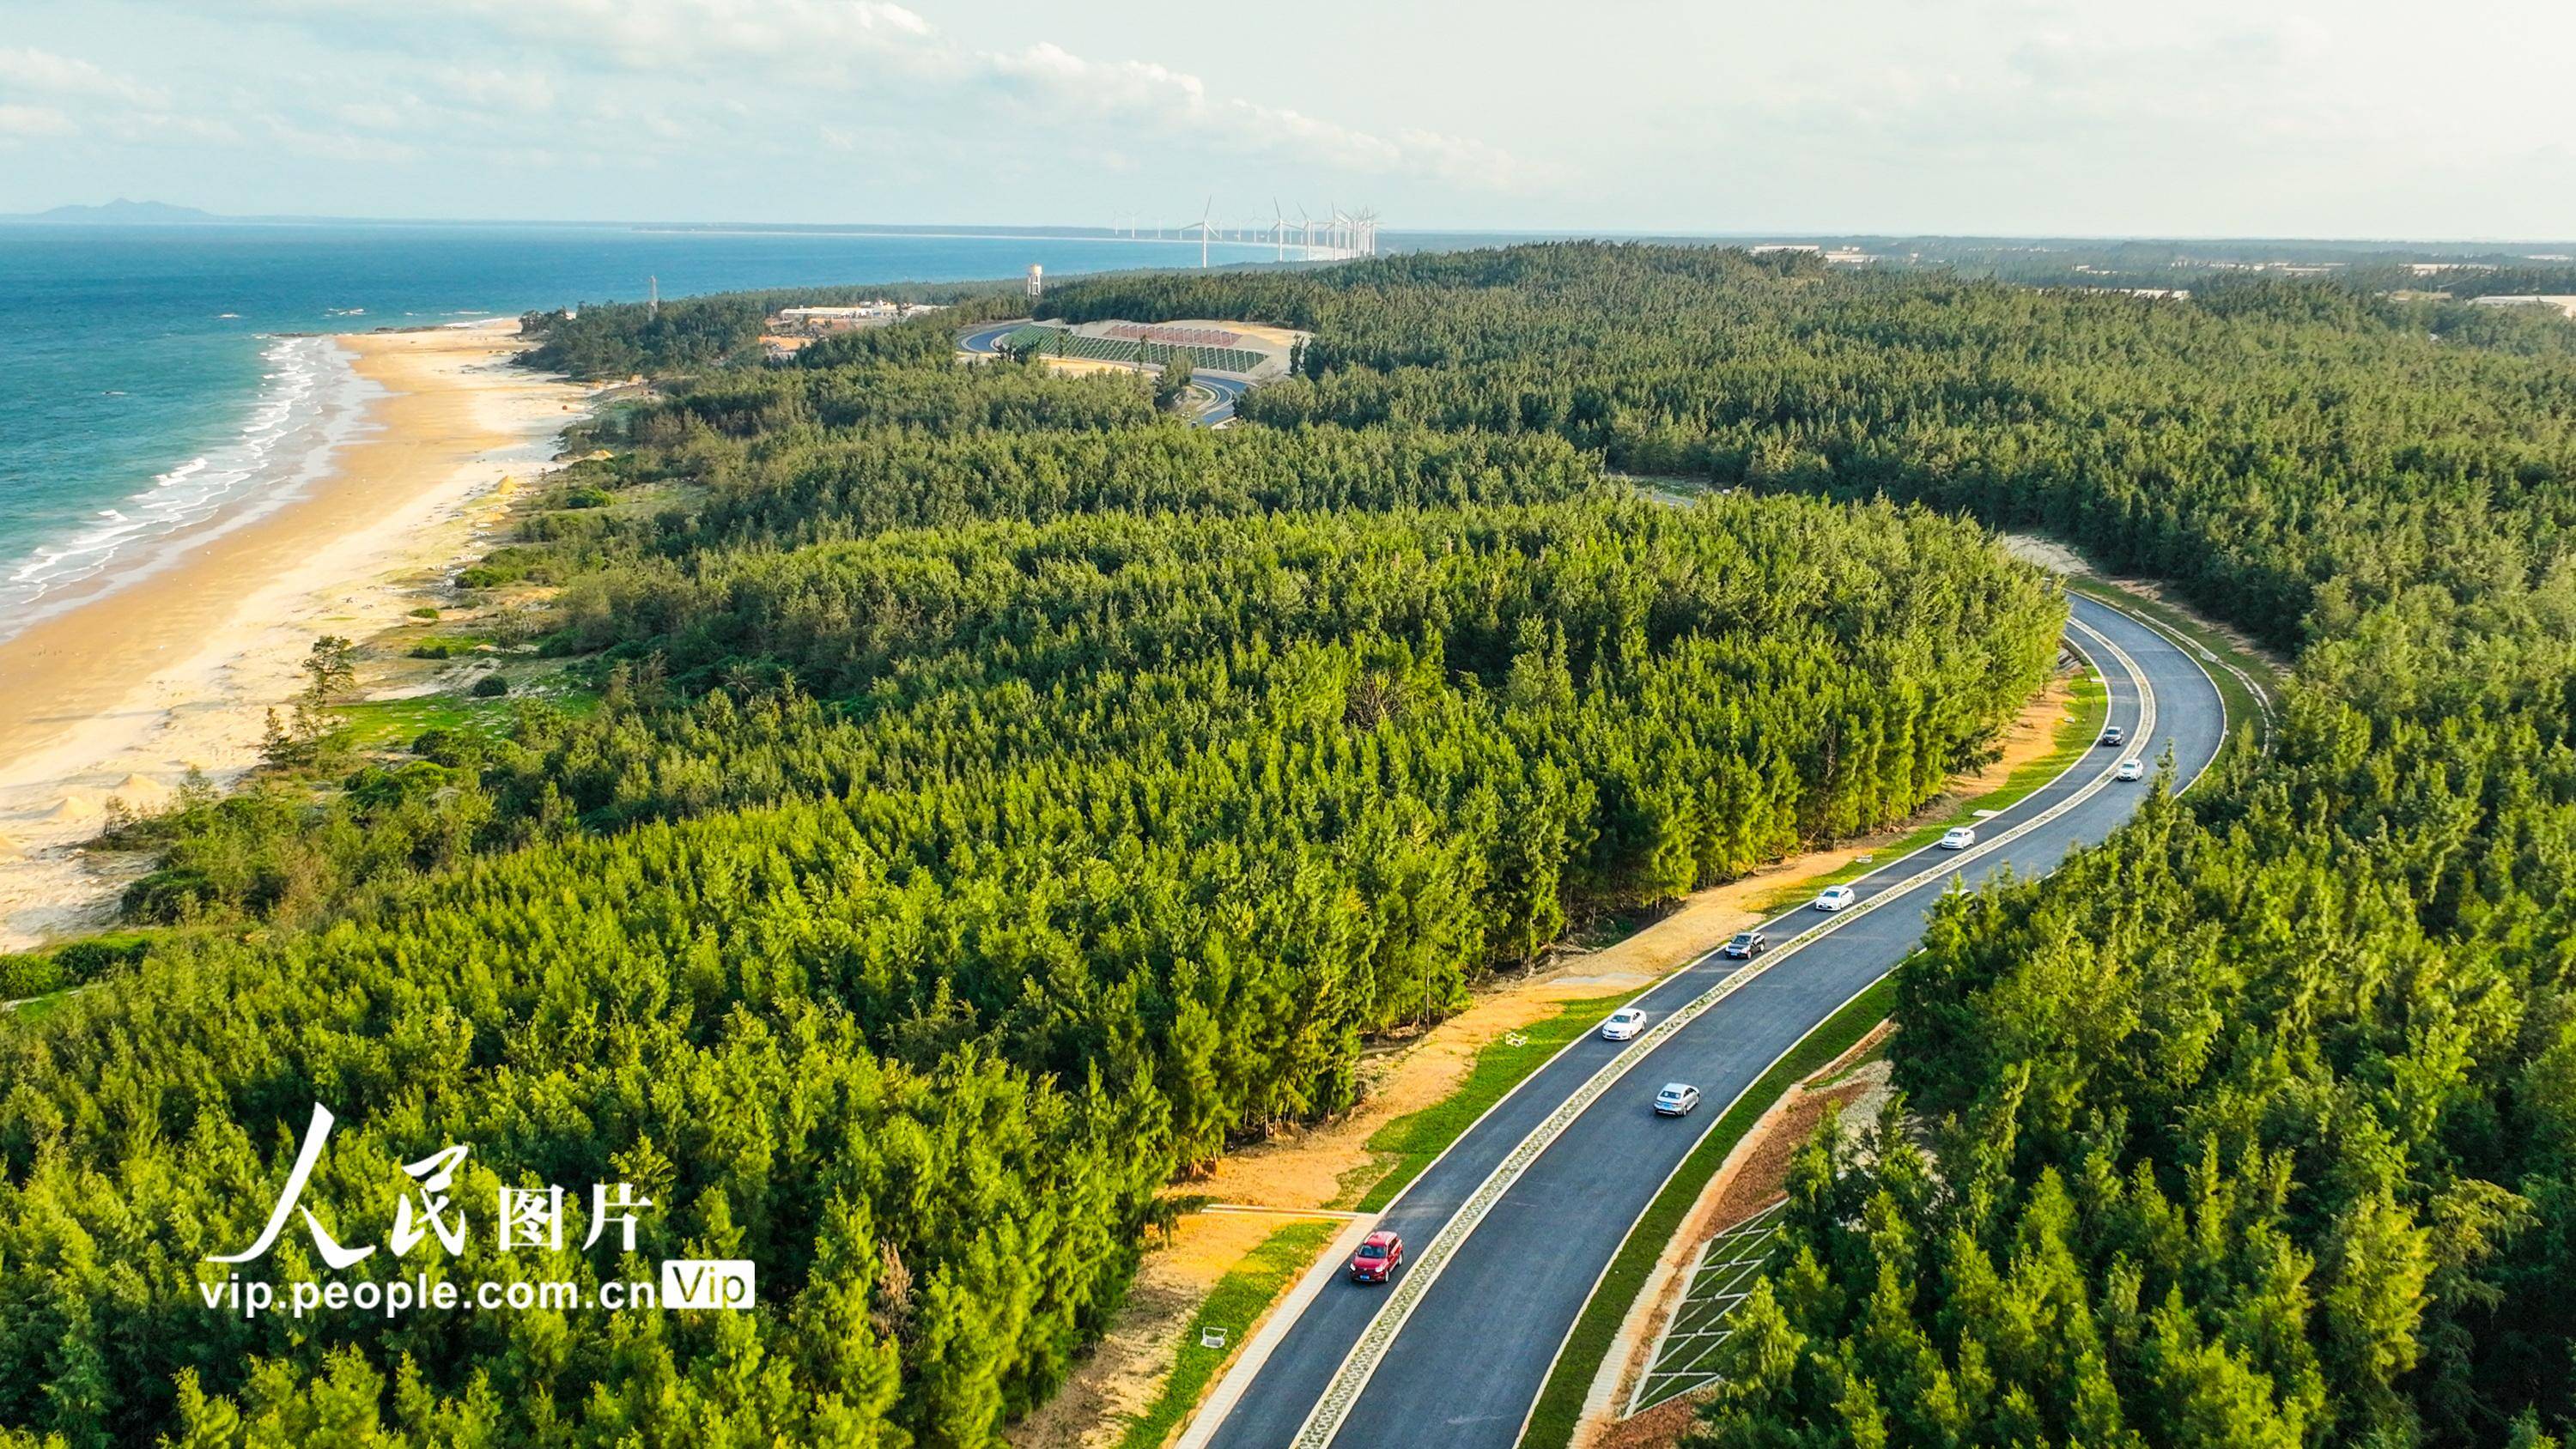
{"left": 1653, "top": 1082, "right": 1702, "bottom": 1117}
{"left": 1600, "top": 1007, "right": 1648, "bottom": 1040}
{"left": 1721, "top": 930, "right": 1769, "bottom": 959}
{"left": 2100, "top": 724, "right": 2125, "bottom": 747}
{"left": 1940, "top": 826, "right": 1977, "bottom": 850}
{"left": 1348, "top": 1230, "right": 1403, "bottom": 1283}
{"left": 1812, "top": 884, "right": 1856, "bottom": 912}
{"left": 2116, "top": 758, "right": 2145, "bottom": 781}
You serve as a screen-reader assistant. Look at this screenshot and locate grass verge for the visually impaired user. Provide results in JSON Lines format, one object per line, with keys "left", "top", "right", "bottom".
{"left": 1116, "top": 1218, "right": 1340, "bottom": 1449}
{"left": 1114, "top": 658, "right": 2111, "bottom": 1441}
{"left": 1519, "top": 973, "right": 1899, "bottom": 1448}
{"left": 333, "top": 694, "right": 519, "bottom": 748}
{"left": 1347, "top": 663, "right": 2107, "bottom": 1214}
{"left": 1747, "top": 666, "right": 2107, "bottom": 916}
{"left": 2065, "top": 574, "right": 2280, "bottom": 748}
{"left": 1350, "top": 989, "right": 1638, "bottom": 1213}
{"left": 332, "top": 683, "right": 596, "bottom": 750}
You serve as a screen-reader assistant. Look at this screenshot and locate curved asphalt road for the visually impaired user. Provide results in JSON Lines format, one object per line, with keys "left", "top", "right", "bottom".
{"left": 957, "top": 319, "right": 1252, "bottom": 426}
{"left": 1198, "top": 591, "right": 2229, "bottom": 1448}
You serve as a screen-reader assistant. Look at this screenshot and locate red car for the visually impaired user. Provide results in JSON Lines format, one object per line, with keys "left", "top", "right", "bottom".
{"left": 1349, "top": 1230, "right": 1404, "bottom": 1283}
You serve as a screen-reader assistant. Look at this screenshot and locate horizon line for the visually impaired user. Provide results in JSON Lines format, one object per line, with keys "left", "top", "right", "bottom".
{"left": 5, "top": 204, "right": 2576, "bottom": 250}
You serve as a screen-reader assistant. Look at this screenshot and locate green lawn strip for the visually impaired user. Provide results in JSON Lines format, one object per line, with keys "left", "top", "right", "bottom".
{"left": 1520, "top": 974, "right": 1899, "bottom": 1448}
{"left": 0, "top": 990, "right": 73, "bottom": 1023}
{"left": 1744, "top": 667, "right": 2108, "bottom": 917}
{"left": 331, "top": 695, "right": 519, "bottom": 749}
{"left": 1116, "top": 1218, "right": 1340, "bottom": 1449}
{"left": 1351, "top": 990, "right": 1641, "bottom": 1214}
{"left": 2063, "top": 574, "right": 2280, "bottom": 745}
{"left": 332, "top": 683, "right": 598, "bottom": 750}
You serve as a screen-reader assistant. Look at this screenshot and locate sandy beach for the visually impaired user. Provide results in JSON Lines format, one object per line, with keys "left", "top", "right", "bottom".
{"left": 0, "top": 321, "right": 594, "bottom": 950}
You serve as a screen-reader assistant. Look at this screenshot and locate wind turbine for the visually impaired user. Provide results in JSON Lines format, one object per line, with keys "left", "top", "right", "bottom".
{"left": 1299, "top": 205, "right": 1315, "bottom": 261}
{"left": 1186, "top": 196, "right": 1217, "bottom": 268}
{"left": 1270, "top": 197, "right": 1289, "bottom": 262}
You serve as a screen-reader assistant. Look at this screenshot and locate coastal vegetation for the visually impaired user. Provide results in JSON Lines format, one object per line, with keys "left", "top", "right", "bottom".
{"left": 5, "top": 240, "right": 2573, "bottom": 1446}
{"left": 0, "top": 256, "right": 2059, "bottom": 1446}
{"left": 1038, "top": 242, "right": 2576, "bottom": 1447}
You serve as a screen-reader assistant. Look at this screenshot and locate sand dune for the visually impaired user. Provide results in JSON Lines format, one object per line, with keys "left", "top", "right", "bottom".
{"left": 40, "top": 793, "right": 100, "bottom": 822}
{"left": 110, "top": 773, "right": 173, "bottom": 808}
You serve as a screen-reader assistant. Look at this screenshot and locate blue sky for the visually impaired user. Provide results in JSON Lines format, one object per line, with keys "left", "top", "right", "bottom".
{"left": 3, "top": 0, "right": 2571, "bottom": 237}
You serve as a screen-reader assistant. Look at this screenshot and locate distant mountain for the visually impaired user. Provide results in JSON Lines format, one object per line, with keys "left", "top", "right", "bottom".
{"left": 3, "top": 198, "right": 222, "bottom": 225}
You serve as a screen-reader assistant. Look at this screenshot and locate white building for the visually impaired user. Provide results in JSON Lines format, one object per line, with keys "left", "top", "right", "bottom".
{"left": 2469, "top": 294, "right": 2576, "bottom": 319}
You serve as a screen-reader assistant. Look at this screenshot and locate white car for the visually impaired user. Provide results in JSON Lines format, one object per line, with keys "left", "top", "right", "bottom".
{"left": 2116, "top": 758, "right": 2144, "bottom": 782}
{"left": 1600, "top": 1007, "right": 1648, "bottom": 1041}
{"left": 1653, "top": 1082, "right": 1701, "bottom": 1117}
{"left": 1939, "top": 826, "right": 1977, "bottom": 850}
{"left": 1813, "top": 884, "right": 1856, "bottom": 912}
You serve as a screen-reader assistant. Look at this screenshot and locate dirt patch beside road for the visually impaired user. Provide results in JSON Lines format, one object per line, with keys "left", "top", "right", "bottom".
{"left": 1011, "top": 670, "right": 2075, "bottom": 1448}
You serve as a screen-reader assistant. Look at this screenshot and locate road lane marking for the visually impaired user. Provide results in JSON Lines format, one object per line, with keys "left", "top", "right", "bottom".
{"left": 1283, "top": 616, "right": 2158, "bottom": 1448}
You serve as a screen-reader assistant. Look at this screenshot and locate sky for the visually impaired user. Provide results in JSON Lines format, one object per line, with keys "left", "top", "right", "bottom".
{"left": 3, "top": 0, "right": 2572, "bottom": 238}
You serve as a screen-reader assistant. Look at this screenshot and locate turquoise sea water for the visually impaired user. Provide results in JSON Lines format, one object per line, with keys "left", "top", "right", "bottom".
{"left": 0, "top": 221, "right": 1280, "bottom": 633}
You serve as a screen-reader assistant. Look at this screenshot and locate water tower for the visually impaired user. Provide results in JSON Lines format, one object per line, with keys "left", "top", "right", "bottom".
{"left": 1026, "top": 264, "right": 1043, "bottom": 300}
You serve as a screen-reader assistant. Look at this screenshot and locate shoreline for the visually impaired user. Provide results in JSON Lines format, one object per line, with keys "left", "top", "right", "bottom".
{"left": 0, "top": 333, "right": 378, "bottom": 645}
{"left": 0, "top": 320, "right": 597, "bottom": 950}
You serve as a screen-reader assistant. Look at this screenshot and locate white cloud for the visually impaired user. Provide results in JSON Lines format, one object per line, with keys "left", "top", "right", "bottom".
{"left": 100, "top": 112, "right": 244, "bottom": 146}
{"left": 259, "top": 115, "right": 420, "bottom": 163}
{"left": 132, "top": 0, "right": 1539, "bottom": 192}
{"left": 336, "top": 100, "right": 410, "bottom": 130}
{"left": 433, "top": 66, "right": 559, "bottom": 114}
{"left": 0, "top": 47, "right": 167, "bottom": 106}
{"left": 349, "top": 0, "right": 939, "bottom": 74}
{"left": 0, "top": 102, "right": 77, "bottom": 138}
{"left": 974, "top": 39, "right": 1531, "bottom": 190}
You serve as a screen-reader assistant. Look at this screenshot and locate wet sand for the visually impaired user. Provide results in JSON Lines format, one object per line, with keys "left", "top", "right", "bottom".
{"left": 0, "top": 321, "right": 594, "bottom": 949}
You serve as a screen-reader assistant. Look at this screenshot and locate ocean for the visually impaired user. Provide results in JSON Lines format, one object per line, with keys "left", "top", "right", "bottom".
{"left": 0, "top": 221, "right": 1285, "bottom": 634}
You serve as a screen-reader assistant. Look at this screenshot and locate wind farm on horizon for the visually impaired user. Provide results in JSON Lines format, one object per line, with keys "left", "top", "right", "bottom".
{"left": 1112, "top": 197, "right": 1380, "bottom": 265}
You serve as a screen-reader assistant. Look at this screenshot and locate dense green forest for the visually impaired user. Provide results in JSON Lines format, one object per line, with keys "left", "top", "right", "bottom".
{"left": 1046, "top": 246, "right": 2576, "bottom": 651}
{"left": 1689, "top": 579, "right": 2576, "bottom": 1447}
{"left": 1034, "top": 246, "right": 2569, "bottom": 1446}
{"left": 0, "top": 261, "right": 2064, "bottom": 1446}
{"left": 7, "top": 241, "right": 2573, "bottom": 1446}
{"left": 1034, "top": 241, "right": 2576, "bottom": 1448}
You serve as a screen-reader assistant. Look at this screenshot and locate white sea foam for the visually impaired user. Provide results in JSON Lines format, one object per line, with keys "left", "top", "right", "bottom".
{"left": 0, "top": 336, "right": 381, "bottom": 636}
